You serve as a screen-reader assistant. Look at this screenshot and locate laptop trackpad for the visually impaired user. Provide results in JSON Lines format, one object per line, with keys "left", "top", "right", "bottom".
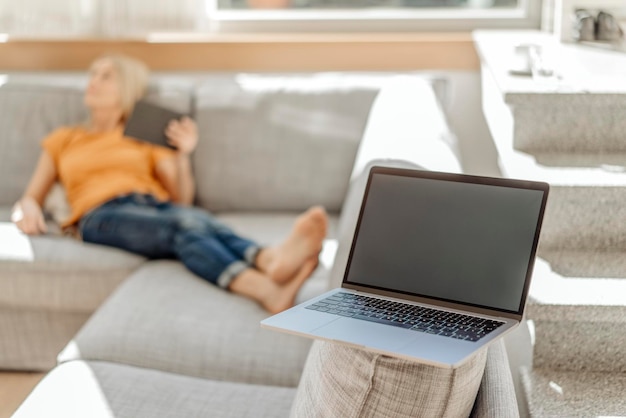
{"left": 315, "top": 318, "right": 417, "bottom": 351}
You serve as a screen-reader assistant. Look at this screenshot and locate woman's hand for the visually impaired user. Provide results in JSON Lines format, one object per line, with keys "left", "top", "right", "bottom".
{"left": 11, "top": 196, "right": 47, "bottom": 235}
{"left": 165, "top": 117, "right": 198, "bottom": 156}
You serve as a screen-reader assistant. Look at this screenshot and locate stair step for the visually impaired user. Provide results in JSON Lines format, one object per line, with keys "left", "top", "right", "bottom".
{"left": 496, "top": 150, "right": 626, "bottom": 251}
{"left": 520, "top": 367, "right": 626, "bottom": 417}
{"left": 508, "top": 96, "right": 626, "bottom": 153}
{"left": 477, "top": 30, "right": 626, "bottom": 155}
{"left": 527, "top": 258, "right": 626, "bottom": 372}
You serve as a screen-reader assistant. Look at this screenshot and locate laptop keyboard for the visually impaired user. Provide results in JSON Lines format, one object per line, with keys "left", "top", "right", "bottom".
{"left": 305, "top": 293, "right": 504, "bottom": 342}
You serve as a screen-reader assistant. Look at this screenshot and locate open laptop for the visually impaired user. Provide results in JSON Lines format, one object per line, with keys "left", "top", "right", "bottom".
{"left": 261, "top": 166, "right": 549, "bottom": 368}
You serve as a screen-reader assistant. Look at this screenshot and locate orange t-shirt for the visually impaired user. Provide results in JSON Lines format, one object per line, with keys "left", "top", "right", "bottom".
{"left": 42, "top": 126, "right": 176, "bottom": 227}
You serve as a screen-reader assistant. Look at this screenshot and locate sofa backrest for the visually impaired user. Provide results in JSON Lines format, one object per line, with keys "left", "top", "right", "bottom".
{"left": 0, "top": 78, "right": 87, "bottom": 207}
{"left": 0, "top": 74, "right": 194, "bottom": 208}
{"left": 191, "top": 74, "right": 380, "bottom": 214}
{"left": 0, "top": 72, "right": 380, "bottom": 215}
{"left": 328, "top": 75, "right": 463, "bottom": 289}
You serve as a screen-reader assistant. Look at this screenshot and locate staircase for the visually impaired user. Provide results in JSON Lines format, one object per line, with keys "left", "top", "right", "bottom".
{"left": 474, "top": 30, "right": 626, "bottom": 418}
{"left": 497, "top": 148, "right": 626, "bottom": 417}
{"left": 493, "top": 128, "right": 626, "bottom": 417}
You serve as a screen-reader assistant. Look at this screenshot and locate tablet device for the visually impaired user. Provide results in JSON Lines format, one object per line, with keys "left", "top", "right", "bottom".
{"left": 124, "top": 100, "right": 187, "bottom": 149}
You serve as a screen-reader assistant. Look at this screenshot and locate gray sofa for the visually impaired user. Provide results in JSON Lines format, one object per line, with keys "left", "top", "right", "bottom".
{"left": 0, "top": 72, "right": 519, "bottom": 417}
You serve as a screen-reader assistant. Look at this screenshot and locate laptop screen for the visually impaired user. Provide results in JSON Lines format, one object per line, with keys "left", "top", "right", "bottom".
{"left": 344, "top": 168, "right": 548, "bottom": 314}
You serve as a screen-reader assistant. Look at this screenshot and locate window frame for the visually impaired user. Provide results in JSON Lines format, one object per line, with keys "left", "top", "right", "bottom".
{"left": 209, "top": 0, "right": 542, "bottom": 33}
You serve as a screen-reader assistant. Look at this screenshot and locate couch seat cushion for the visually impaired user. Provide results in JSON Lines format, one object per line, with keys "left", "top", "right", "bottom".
{"left": 60, "top": 260, "right": 322, "bottom": 387}
{"left": 0, "top": 215, "right": 145, "bottom": 312}
{"left": 59, "top": 209, "right": 340, "bottom": 386}
{"left": 14, "top": 360, "right": 295, "bottom": 418}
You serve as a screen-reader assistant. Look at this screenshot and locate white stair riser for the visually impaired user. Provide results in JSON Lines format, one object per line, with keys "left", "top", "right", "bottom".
{"left": 537, "top": 250, "right": 626, "bottom": 279}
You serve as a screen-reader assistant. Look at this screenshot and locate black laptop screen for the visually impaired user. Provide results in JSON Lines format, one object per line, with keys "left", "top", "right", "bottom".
{"left": 344, "top": 170, "right": 547, "bottom": 313}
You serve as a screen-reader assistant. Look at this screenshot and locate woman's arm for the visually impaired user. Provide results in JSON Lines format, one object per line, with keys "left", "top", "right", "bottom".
{"left": 155, "top": 117, "right": 198, "bottom": 206}
{"left": 12, "top": 151, "right": 58, "bottom": 234}
{"left": 156, "top": 153, "right": 196, "bottom": 206}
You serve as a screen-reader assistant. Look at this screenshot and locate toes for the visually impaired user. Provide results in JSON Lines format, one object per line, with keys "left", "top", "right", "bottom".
{"left": 309, "top": 206, "right": 328, "bottom": 224}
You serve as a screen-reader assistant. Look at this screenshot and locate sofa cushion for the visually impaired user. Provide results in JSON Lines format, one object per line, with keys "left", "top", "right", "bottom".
{"left": 0, "top": 81, "right": 87, "bottom": 207}
{"left": 59, "top": 260, "right": 317, "bottom": 387}
{"left": 291, "top": 340, "right": 487, "bottom": 418}
{"left": 0, "top": 217, "right": 145, "bottom": 312}
{"left": 56, "top": 213, "right": 336, "bottom": 383}
{"left": 0, "top": 307, "right": 91, "bottom": 371}
{"left": 192, "top": 74, "right": 380, "bottom": 213}
{"left": 14, "top": 360, "right": 296, "bottom": 418}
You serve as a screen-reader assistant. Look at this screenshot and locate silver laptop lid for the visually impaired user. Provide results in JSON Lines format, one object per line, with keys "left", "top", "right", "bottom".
{"left": 342, "top": 167, "right": 549, "bottom": 319}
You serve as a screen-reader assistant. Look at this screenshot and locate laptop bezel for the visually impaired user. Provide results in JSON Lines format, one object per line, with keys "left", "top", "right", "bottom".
{"left": 341, "top": 166, "right": 549, "bottom": 321}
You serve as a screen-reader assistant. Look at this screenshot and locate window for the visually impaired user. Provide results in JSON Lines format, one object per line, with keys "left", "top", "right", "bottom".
{"left": 0, "top": 0, "right": 541, "bottom": 37}
{"left": 220, "top": 0, "right": 520, "bottom": 10}
{"left": 213, "top": 0, "right": 540, "bottom": 33}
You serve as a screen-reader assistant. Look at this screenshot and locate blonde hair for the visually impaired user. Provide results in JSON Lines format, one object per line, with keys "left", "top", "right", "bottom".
{"left": 94, "top": 54, "right": 150, "bottom": 121}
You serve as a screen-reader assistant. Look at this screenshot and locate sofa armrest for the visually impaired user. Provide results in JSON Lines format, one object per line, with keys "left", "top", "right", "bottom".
{"left": 351, "top": 75, "right": 462, "bottom": 181}
{"left": 471, "top": 339, "right": 520, "bottom": 418}
{"left": 329, "top": 76, "right": 463, "bottom": 289}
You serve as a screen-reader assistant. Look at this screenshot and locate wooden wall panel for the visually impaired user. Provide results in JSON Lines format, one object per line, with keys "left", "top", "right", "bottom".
{"left": 0, "top": 33, "right": 478, "bottom": 71}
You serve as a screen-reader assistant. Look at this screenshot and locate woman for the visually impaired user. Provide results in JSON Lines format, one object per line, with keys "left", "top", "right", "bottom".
{"left": 11, "top": 54, "right": 328, "bottom": 314}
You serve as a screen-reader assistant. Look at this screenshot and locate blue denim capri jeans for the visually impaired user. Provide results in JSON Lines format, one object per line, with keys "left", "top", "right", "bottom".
{"left": 79, "top": 193, "right": 260, "bottom": 289}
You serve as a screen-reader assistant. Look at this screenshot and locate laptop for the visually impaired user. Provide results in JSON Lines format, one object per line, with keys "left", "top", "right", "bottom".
{"left": 261, "top": 166, "right": 549, "bottom": 368}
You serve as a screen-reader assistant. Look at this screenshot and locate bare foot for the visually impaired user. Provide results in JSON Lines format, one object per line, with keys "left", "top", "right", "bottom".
{"left": 263, "top": 258, "right": 317, "bottom": 314}
{"left": 263, "top": 206, "right": 328, "bottom": 284}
